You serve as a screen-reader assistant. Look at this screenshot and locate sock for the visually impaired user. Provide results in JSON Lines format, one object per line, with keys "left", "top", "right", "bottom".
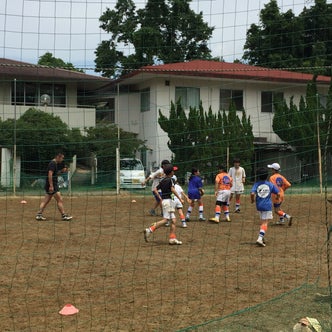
{"left": 215, "top": 206, "right": 221, "bottom": 220}
{"left": 258, "top": 224, "right": 268, "bottom": 240}
{"left": 235, "top": 199, "right": 240, "bottom": 210}
{"left": 199, "top": 204, "right": 204, "bottom": 218}
{"left": 149, "top": 222, "right": 157, "bottom": 232}
{"left": 222, "top": 205, "right": 229, "bottom": 217}
{"left": 180, "top": 214, "right": 185, "bottom": 222}
{"left": 169, "top": 232, "right": 176, "bottom": 239}
{"left": 186, "top": 206, "right": 193, "bottom": 218}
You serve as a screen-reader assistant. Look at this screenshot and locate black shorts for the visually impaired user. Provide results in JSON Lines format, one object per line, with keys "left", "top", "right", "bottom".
{"left": 45, "top": 183, "right": 59, "bottom": 195}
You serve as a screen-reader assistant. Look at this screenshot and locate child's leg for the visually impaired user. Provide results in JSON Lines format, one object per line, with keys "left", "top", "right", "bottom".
{"left": 169, "top": 216, "right": 182, "bottom": 244}
{"left": 186, "top": 201, "right": 194, "bottom": 220}
{"left": 257, "top": 220, "right": 268, "bottom": 247}
{"left": 235, "top": 193, "right": 241, "bottom": 212}
{"left": 222, "top": 203, "right": 231, "bottom": 221}
{"left": 178, "top": 208, "right": 187, "bottom": 227}
{"left": 198, "top": 199, "right": 205, "bottom": 220}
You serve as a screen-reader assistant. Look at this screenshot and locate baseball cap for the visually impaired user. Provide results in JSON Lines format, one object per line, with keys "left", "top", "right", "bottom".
{"left": 267, "top": 163, "right": 281, "bottom": 171}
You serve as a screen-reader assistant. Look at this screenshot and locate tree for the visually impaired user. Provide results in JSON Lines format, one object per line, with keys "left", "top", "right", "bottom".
{"left": 38, "top": 52, "right": 83, "bottom": 72}
{"left": 84, "top": 124, "right": 145, "bottom": 172}
{"left": 158, "top": 101, "right": 254, "bottom": 182}
{"left": 95, "top": 0, "right": 214, "bottom": 78}
{"left": 273, "top": 78, "right": 332, "bottom": 174}
{"left": 243, "top": 0, "right": 332, "bottom": 75}
{"left": 0, "top": 108, "right": 73, "bottom": 174}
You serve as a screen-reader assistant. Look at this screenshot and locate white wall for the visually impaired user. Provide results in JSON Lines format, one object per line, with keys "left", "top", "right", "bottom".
{"left": 1, "top": 148, "right": 20, "bottom": 188}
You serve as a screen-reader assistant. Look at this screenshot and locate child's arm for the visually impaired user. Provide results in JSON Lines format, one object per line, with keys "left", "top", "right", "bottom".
{"left": 182, "top": 191, "right": 191, "bottom": 204}
{"left": 250, "top": 192, "right": 255, "bottom": 204}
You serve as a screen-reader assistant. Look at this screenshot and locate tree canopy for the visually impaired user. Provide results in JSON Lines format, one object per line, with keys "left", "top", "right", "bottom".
{"left": 273, "top": 78, "right": 332, "bottom": 174}
{"left": 243, "top": 0, "right": 332, "bottom": 75}
{"left": 158, "top": 101, "right": 254, "bottom": 181}
{"left": 0, "top": 108, "right": 144, "bottom": 180}
{"left": 38, "top": 52, "right": 83, "bottom": 72}
{"left": 95, "top": 0, "right": 214, "bottom": 77}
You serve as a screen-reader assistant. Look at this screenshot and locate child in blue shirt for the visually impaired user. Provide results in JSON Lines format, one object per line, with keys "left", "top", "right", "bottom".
{"left": 185, "top": 167, "right": 206, "bottom": 221}
{"left": 250, "top": 168, "right": 280, "bottom": 247}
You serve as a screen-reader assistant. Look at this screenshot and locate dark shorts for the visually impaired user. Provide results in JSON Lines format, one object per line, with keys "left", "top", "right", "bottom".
{"left": 45, "top": 183, "right": 59, "bottom": 195}
{"left": 188, "top": 192, "right": 201, "bottom": 200}
{"left": 273, "top": 202, "right": 282, "bottom": 208}
{"left": 153, "top": 191, "right": 162, "bottom": 202}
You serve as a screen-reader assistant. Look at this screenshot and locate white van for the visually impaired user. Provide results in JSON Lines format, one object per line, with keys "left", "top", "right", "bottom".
{"left": 120, "top": 158, "right": 146, "bottom": 189}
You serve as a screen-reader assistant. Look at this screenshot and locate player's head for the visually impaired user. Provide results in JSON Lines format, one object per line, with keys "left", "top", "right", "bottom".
{"left": 233, "top": 158, "right": 240, "bottom": 167}
{"left": 217, "top": 165, "right": 227, "bottom": 172}
{"left": 163, "top": 164, "right": 174, "bottom": 176}
{"left": 257, "top": 167, "right": 268, "bottom": 181}
{"left": 55, "top": 152, "right": 64, "bottom": 163}
{"left": 191, "top": 167, "right": 199, "bottom": 175}
{"left": 267, "top": 162, "right": 280, "bottom": 173}
{"left": 161, "top": 159, "right": 170, "bottom": 168}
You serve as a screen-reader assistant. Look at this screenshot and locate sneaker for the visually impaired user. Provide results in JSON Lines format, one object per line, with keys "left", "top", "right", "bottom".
{"left": 234, "top": 209, "right": 240, "bottom": 213}
{"left": 225, "top": 215, "right": 231, "bottom": 222}
{"left": 181, "top": 221, "right": 188, "bottom": 228}
{"left": 143, "top": 228, "right": 151, "bottom": 242}
{"left": 275, "top": 220, "right": 285, "bottom": 225}
{"left": 62, "top": 214, "right": 72, "bottom": 221}
{"left": 165, "top": 221, "right": 170, "bottom": 227}
{"left": 185, "top": 217, "right": 190, "bottom": 222}
{"left": 287, "top": 215, "right": 293, "bottom": 227}
{"left": 149, "top": 209, "right": 156, "bottom": 216}
{"left": 35, "top": 214, "right": 46, "bottom": 221}
{"left": 199, "top": 217, "right": 206, "bottom": 221}
{"left": 169, "top": 238, "right": 182, "bottom": 245}
{"left": 256, "top": 238, "right": 266, "bottom": 247}
{"left": 209, "top": 217, "right": 220, "bottom": 223}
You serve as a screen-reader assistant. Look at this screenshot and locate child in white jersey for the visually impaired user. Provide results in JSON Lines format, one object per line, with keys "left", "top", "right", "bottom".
{"left": 172, "top": 175, "right": 190, "bottom": 227}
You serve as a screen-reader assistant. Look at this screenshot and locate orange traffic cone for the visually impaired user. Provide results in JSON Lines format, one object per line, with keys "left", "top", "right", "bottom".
{"left": 59, "top": 304, "right": 79, "bottom": 315}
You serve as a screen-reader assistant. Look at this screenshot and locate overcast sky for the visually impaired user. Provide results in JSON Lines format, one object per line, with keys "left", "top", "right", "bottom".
{"left": 0, "top": 0, "right": 329, "bottom": 74}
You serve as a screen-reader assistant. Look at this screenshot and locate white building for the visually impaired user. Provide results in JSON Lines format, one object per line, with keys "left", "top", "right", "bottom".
{"left": 105, "top": 60, "right": 330, "bottom": 180}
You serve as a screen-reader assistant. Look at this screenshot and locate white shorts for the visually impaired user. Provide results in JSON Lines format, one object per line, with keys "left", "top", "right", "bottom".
{"left": 173, "top": 198, "right": 183, "bottom": 209}
{"left": 162, "top": 199, "right": 176, "bottom": 219}
{"left": 258, "top": 211, "right": 273, "bottom": 220}
{"left": 230, "top": 189, "right": 244, "bottom": 195}
{"left": 216, "top": 190, "right": 231, "bottom": 203}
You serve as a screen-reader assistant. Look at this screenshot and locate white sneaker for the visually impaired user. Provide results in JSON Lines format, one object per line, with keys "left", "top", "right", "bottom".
{"left": 169, "top": 238, "right": 182, "bottom": 245}
{"left": 275, "top": 219, "right": 285, "bottom": 225}
{"left": 35, "top": 214, "right": 46, "bottom": 221}
{"left": 225, "top": 215, "right": 231, "bottom": 222}
{"left": 143, "top": 228, "right": 151, "bottom": 242}
{"left": 165, "top": 221, "right": 170, "bottom": 227}
{"left": 256, "top": 238, "right": 266, "bottom": 247}
{"left": 181, "top": 221, "right": 188, "bottom": 228}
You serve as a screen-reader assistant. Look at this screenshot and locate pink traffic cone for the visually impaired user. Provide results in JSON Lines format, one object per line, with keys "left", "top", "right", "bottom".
{"left": 59, "top": 304, "right": 79, "bottom": 315}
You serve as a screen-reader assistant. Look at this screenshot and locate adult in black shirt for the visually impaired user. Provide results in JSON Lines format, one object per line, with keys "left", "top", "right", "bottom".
{"left": 35, "top": 152, "right": 72, "bottom": 221}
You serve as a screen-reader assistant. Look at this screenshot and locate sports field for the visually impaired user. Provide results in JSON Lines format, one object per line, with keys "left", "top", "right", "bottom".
{"left": 0, "top": 192, "right": 330, "bottom": 331}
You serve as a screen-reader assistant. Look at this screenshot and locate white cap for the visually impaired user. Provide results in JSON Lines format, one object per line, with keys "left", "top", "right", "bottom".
{"left": 267, "top": 163, "right": 281, "bottom": 171}
{"left": 172, "top": 175, "right": 177, "bottom": 182}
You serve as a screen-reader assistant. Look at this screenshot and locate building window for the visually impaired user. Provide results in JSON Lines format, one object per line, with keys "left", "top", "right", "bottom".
{"left": 140, "top": 88, "right": 150, "bottom": 112}
{"left": 220, "top": 89, "right": 243, "bottom": 111}
{"left": 11, "top": 82, "right": 66, "bottom": 107}
{"left": 175, "top": 87, "right": 200, "bottom": 109}
{"left": 96, "top": 99, "right": 115, "bottom": 124}
{"left": 261, "top": 91, "right": 284, "bottom": 113}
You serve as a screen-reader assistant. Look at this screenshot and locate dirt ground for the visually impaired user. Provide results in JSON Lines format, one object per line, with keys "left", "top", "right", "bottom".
{"left": 0, "top": 192, "right": 330, "bottom": 331}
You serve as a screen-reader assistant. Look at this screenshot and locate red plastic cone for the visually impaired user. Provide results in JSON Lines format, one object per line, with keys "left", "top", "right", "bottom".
{"left": 59, "top": 304, "right": 79, "bottom": 315}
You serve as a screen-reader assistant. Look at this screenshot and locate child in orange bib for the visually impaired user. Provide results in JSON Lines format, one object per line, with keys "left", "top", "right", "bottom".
{"left": 267, "top": 163, "right": 292, "bottom": 226}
